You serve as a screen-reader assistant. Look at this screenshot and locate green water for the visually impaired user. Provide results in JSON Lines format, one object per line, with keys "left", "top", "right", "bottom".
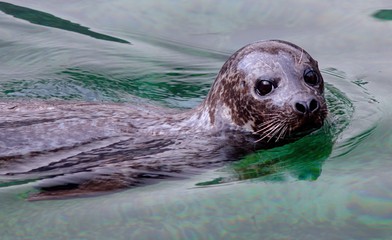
{"left": 0, "top": 1, "right": 391, "bottom": 239}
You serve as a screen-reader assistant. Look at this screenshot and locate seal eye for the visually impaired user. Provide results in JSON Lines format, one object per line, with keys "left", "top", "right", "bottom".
{"left": 303, "top": 69, "right": 320, "bottom": 86}
{"left": 255, "top": 80, "right": 274, "bottom": 96}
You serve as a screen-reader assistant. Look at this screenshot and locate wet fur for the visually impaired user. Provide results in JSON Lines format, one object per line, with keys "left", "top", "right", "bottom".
{"left": 0, "top": 40, "right": 327, "bottom": 200}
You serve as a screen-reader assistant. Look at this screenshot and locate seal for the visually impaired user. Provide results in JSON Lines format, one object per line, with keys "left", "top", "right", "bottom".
{"left": 0, "top": 40, "right": 327, "bottom": 199}
{"left": 197, "top": 39, "right": 327, "bottom": 141}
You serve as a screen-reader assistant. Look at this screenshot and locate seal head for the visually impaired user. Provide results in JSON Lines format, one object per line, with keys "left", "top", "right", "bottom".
{"left": 203, "top": 40, "right": 327, "bottom": 142}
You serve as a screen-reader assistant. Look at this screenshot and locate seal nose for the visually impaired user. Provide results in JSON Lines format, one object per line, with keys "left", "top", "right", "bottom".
{"left": 294, "top": 98, "right": 319, "bottom": 115}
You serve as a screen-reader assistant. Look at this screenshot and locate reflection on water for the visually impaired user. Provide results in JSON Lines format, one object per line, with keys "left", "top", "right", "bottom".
{"left": 0, "top": 0, "right": 391, "bottom": 239}
{"left": 198, "top": 129, "right": 333, "bottom": 185}
{"left": 231, "top": 128, "right": 333, "bottom": 182}
{"left": 0, "top": 2, "right": 130, "bottom": 44}
{"left": 372, "top": 9, "right": 392, "bottom": 21}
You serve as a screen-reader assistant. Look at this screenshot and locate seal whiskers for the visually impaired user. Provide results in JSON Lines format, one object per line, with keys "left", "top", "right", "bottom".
{"left": 254, "top": 118, "right": 286, "bottom": 143}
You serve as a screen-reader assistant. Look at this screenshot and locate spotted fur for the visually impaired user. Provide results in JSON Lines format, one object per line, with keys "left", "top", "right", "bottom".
{"left": 202, "top": 40, "right": 327, "bottom": 141}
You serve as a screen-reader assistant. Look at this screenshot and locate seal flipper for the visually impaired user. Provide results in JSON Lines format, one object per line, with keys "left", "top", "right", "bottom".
{"left": 27, "top": 166, "right": 188, "bottom": 201}
{"left": 28, "top": 171, "right": 135, "bottom": 201}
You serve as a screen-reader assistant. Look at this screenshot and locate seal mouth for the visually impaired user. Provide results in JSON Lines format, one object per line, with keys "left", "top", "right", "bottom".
{"left": 290, "top": 121, "right": 324, "bottom": 138}
{"left": 255, "top": 123, "right": 323, "bottom": 143}
{"left": 253, "top": 107, "right": 327, "bottom": 144}
{"left": 297, "top": 114, "right": 325, "bottom": 130}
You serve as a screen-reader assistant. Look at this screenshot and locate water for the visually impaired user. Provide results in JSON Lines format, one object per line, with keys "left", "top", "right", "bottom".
{"left": 0, "top": 0, "right": 391, "bottom": 239}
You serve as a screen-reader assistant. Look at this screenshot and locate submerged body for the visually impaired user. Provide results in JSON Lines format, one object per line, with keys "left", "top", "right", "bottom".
{"left": 0, "top": 40, "right": 327, "bottom": 199}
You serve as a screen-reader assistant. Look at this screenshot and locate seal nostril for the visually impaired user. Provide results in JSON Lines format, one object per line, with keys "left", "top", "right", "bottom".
{"left": 309, "top": 99, "right": 319, "bottom": 113}
{"left": 295, "top": 99, "right": 319, "bottom": 114}
{"left": 295, "top": 102, "right": 307, "bottom": 114}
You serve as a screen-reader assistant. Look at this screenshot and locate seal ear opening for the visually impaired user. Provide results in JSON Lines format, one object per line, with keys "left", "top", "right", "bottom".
{"left": 241, "top": 80, "right": 246, "bottom": 88}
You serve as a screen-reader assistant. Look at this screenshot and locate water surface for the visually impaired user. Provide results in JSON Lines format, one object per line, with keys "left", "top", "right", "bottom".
{"left": 0, "top": 1, "right": 391, "bottom": 239}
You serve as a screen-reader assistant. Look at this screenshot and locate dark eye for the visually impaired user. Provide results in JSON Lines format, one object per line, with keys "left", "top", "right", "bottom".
{"left": 304, "top": 69, "right": 320, "bottom": 86}
{"left": 255, "top": 80, "right": 275, "bottom": 96}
